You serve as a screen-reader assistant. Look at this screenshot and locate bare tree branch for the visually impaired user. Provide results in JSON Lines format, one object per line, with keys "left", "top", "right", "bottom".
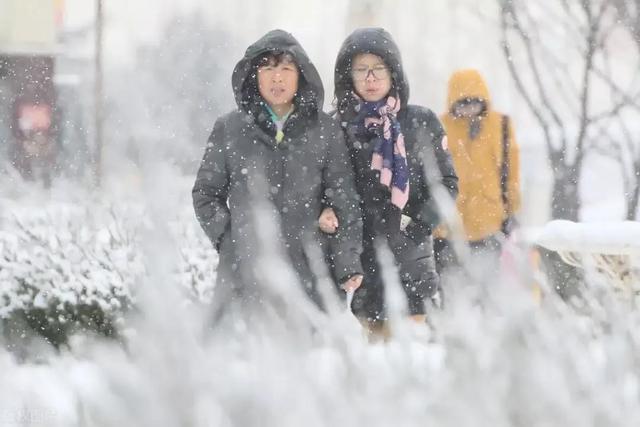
{"left": 519, "top": 3, "right": 583, "bottom": 116}
{"left": 500, "top": 0, "right": 557, "bottom": 160}
{"left": 592, "top": 67, "right": 640, "bottom": 112}
{"left": 498, "top": 0, "right": 640, "bottom": 220}
{"left": 573, "top": 1, "right": 600, "bottom": 166}
{"left": 510, "top": 2, "right": 568, "bottom": 152}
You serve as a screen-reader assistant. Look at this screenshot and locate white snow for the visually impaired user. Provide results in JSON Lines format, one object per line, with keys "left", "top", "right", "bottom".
{"left": 1, "top": 176, "right": 640, "bottom": 426}
{"left": 535, "top": 220, "right": 640, "bottom": 256}
{"left": 0, "top": 177, "right": 216, "bottom": 329}
{"left": 2, "top": 0, "right": 640, "bottom": 424}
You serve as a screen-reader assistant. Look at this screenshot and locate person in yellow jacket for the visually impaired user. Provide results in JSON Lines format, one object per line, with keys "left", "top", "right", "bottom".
{"left": 437, "top": 69, "right": 521, "bottom": 269}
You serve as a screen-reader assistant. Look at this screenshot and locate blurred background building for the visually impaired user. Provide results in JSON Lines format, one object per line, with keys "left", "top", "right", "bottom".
{"left": 0, "top": 0, "right": 91, "bottom": 183}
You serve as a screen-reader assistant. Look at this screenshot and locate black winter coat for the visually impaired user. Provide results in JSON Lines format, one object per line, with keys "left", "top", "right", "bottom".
{"left": 193, "top": 30, "right": 363, "bottom": 308}
{"left": 334, "top": 28, "right": 458, "bottom": 317}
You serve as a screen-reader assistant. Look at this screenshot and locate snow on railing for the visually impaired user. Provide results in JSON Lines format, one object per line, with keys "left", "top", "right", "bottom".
{"left": 535, "top": 220, "right": 640, "bottom": 299}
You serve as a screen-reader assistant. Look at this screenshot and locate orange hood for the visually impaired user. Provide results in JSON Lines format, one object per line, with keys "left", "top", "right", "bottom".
{"left": 446, "top": 69, "right": 492, "bottom": 113}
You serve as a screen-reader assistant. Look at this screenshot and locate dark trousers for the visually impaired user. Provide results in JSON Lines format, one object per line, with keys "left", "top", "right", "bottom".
{"left": 351, "top": 232, "right": 439, "bottom": 320}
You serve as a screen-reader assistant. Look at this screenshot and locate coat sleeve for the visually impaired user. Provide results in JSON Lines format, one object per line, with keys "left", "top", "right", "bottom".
{"left": 414, "top": 108, "right": 459, "bottom": 232}
{"left": 322, "top": 121, "right": 364, "bottom": 282}
{"left": 506, "top": 118, "right": 521, "bottom": 215}
{"left": 192, "top": 118, "right": 231, "bottom": 251}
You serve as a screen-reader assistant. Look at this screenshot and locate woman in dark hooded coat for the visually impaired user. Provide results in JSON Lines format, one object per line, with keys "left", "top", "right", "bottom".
{"left": 192, "top": 30, "right": 363, "bottom": 317}
{"left": 323, "top": 28, "right": 458, "bottom": 327}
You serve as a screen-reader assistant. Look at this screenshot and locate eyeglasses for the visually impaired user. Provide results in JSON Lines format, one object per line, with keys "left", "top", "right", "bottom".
{"left": 351, "top": 65, "right": 390, "bottom": 81}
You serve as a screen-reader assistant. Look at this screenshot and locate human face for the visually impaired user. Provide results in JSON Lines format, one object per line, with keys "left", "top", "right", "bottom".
{"left": 257, "top": 55, "right": 299, "bottom": 115}
{"left": 453, "top": 100, "right": 485, "bottom": 118}
{"left": 351, "top": 53, "right": 392, "bottom": 102}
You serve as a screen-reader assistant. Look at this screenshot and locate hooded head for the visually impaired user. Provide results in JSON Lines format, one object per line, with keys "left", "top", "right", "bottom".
{"left": 232, "top": 30, "right": 324, "bottom": 122}
{"left": 446, "top": 69, "right": 491, "bottom": 117}
{"left": 334, "top": 28, "right": 409, "bottom": 117}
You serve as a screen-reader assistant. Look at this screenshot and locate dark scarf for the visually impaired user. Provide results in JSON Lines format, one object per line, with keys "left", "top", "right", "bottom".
{"left": 350, "top": 95, "right": 410, "bottom": 210}
{"left": 469, "top": 117, "right": 482, "bottom": 140}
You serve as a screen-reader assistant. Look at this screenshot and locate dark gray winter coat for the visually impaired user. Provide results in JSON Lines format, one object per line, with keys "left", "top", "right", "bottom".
{"left": 193, "top": 30, "right": 363, "bottom": 308}
{"left": 334, "top": 28, "right": 458, "bottom": 317}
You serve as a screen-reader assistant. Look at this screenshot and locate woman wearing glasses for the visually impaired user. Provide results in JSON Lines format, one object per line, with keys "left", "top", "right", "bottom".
{"left": 319, "top": 28, "right": 458, "bottom": 335}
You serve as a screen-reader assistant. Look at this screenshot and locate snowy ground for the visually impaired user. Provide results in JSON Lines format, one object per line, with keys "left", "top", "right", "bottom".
{"left": 1, "top": 170, "right": 640, "bottom": 427}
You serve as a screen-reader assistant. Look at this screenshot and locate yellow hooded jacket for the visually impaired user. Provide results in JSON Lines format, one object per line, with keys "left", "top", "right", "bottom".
{"left": 440, "top": 69, "right": 521, "bottom": 242}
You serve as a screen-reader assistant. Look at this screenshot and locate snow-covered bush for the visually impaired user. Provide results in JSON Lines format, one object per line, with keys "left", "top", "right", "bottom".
{"left": 0, "top": 201, "right": 216, "bottom": 348}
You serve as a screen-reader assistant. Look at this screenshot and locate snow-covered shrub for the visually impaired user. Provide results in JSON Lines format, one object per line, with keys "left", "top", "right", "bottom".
{"left": 170, "top": 215, "right": 217, "bottom": 305}
{"left": 0, "top": 201, "right": 216, "bottom": 348}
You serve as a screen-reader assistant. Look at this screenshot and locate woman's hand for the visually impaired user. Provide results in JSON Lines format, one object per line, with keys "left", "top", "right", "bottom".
{"left": 319, "top": 207, "right": 339, "bottom": 234}
{"left": 341, "top": 274, "right": 363, "bottom": 292}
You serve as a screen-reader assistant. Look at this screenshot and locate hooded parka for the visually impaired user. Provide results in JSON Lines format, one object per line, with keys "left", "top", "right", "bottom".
{"left": 334, "top": 28, "right": 458, "bottom": 317}
{"left": 193, "top": 30, "right": 363, "bottom": 309}
{"left": 440, "top": 69, "right": 521, "bottom": 242}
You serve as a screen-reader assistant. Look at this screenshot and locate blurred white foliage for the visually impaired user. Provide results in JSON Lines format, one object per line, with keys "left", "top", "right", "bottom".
{"left": 0, "top": 199, "right": 216, "bottom": 327}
